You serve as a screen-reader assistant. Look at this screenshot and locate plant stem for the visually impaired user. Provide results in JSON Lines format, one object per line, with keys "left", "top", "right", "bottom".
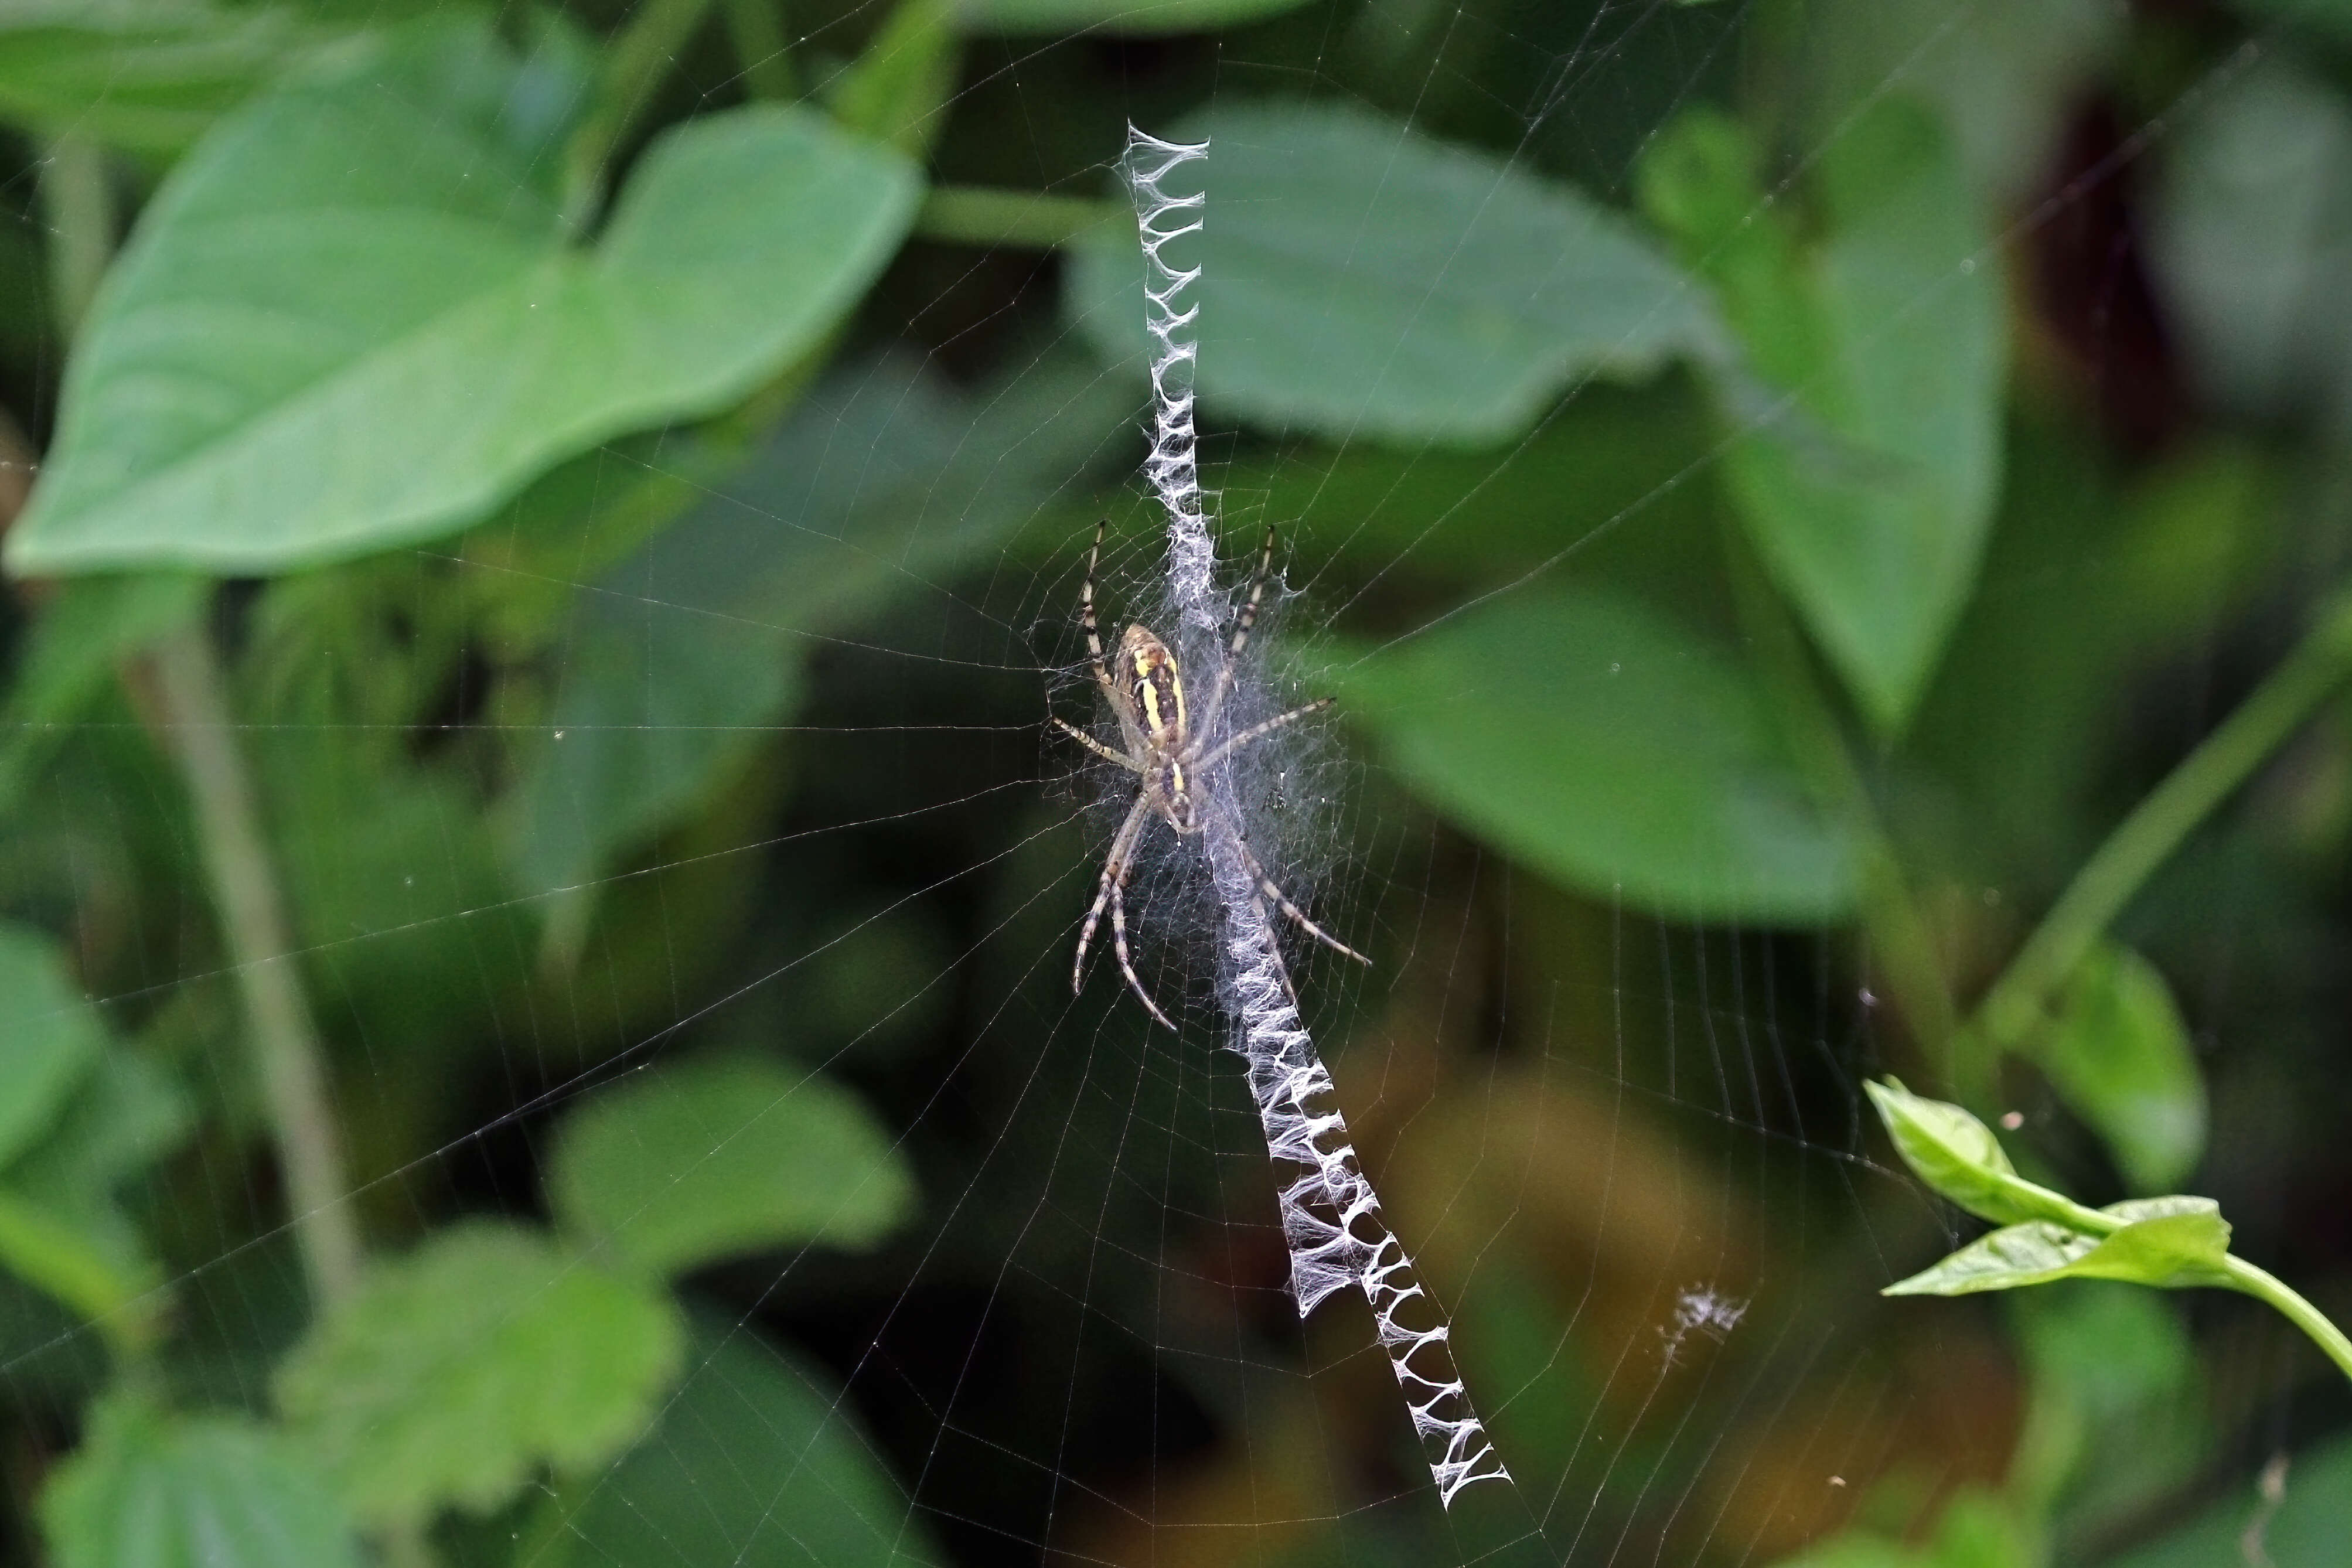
{"left": 2222, "top": 1256, "right": 2352, "bottom": 1386}
{"left": 562, "top": 0, "right": 718, "bottom": 234}
{"left": 913, "top": 186, "right": 1121, "bottom": 250}
{"left": 38, "top": 135, "right": 112, "bottom": 341}
{"left": 1726, "top": 527, "right": 1960, "bottom": 1060}
{"left": 1974, "top": 589, "right": 2352, "bottom": 1055}
{"left": 721, "top": 0, "right": 795, "bottom": 98}
{"left": 146, "top": 624, "right": 365, "bottom": 1312}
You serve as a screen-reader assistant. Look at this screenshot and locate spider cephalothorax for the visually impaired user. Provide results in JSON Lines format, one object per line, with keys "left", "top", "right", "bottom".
{"left": 1054, "top": 518, "right": 1368, "bottom": 1027}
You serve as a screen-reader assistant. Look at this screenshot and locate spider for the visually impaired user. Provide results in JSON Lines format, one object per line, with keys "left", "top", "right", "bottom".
{"left": 1054, "top": 517, "right": 1369, "bottom": 1028}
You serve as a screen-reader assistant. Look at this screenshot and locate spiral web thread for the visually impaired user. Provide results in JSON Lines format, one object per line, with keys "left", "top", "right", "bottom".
{"left": 1116, "top": 124, "right": 1513, "bottom": 1510}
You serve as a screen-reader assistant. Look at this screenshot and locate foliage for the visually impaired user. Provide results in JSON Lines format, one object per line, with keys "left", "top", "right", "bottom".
{"left": 0, "top": 0, "right": 2345, "bottom": 1564}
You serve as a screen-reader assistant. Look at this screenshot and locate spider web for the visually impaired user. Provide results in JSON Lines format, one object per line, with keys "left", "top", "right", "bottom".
{"left": 0, "top": 2, "right": 2345, "bottom": 1567}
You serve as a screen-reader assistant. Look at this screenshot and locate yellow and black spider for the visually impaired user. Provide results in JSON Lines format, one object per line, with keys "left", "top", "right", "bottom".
{"left": 1054, "top": 517, "right": 1369, "bottom": 1027}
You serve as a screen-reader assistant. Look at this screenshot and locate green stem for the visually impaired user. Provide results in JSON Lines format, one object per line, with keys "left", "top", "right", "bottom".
{"left": 147, "top": 625, "right": 365, "bottom": 1313}
{"left": 1975, "top": 590, "right": 2352, "bottom": 1055}
{"left": 721, "top": 0, "right": 795, "bottom": 98}
{"left": 38, "top": 134, "right": 112, "bottom": 341}
{"left": 562, "top": 0, "right": 718, "bottom": 234}
{"left": 2222, "top": 1256, "right": 2352, "bottom": 1386}
{"left": 913, "top": 187, "right": 1121, "bottom": 250}
{"left": 1726, "top": 526, "right": 1960, "bottom": 1059}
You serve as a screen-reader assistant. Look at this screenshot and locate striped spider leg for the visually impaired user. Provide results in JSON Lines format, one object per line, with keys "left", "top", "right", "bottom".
{"left": 1056, "top": 518, "right": 1369, "bottom": 1027}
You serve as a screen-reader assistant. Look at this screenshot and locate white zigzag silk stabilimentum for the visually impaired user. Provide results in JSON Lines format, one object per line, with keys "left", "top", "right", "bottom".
{"left": 1115, "top": 124, "right": 1513, "bottom": 1509}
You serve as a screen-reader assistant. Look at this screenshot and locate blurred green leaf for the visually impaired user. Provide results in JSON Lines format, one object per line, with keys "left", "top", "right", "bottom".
{"left": 276, "top": 1222, "right": 684, "bottom": 1528}
{"left": 8, "top": 14, "right": 920, "bottom": 575}
{"left": 550, "top": 1055, "right": 916, "bottom": 1278}
{"left": 830, "top": 0, "right": 959, "bottom": 158}
{"left": 962, "top": 0, "right": 1317, "bottom": 35}
{"left": 1340, "top": 587, "right": 1857, "bottom": 922}
{"left": 1066, "top": 100, "right": 1716, "bottom": 446}
{"left": 0, "top": 1, "right": 363, "bottom": 156}
{"left": 511, "top": 349, "right": 1127, "bottom": 895}
{"left": 2034, "top": 943, "right": 2206, "bottom": 1194}
{"left": 2109, "top": 1431, "right": 2352, "bottom": 1568}
{"left": 2149, "top": 58, "right": 2352, "bottom": 433}
{"left": 0, "top": 923, "right": 105, "bottom": 1166}
{"left": 0, "top": 574, "right": 204, "bottom": 809}
{"left": 1643, "top": 99, "right": 2003, "bottom": 733}
{"left": 0, "top": 1189, "right": 153, "bottom": 1344}
{"left": 1884, "top": 1197, "right": 2232, "bottom": 1297}
{"left": 1864, "top": 1079, "right": 2098, "bottom": 1229}
{"left": 2011, "top": 1284, "right": 2206, "bottom": 1538}
{"left": 532, "top": 1317, "right": 932, "bottom": 1568}
{"left": 42, "top": 1396, "right": 361, "bottom": 1568}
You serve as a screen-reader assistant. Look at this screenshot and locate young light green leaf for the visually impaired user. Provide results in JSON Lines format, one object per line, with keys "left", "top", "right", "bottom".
{"left": 1885, "top": 1199, "right": 2232, "bottom": 1297}
{"left": 8, "top": 16, "right": 919, "bottom": 576}
{"left": 0, "top": 923, "right": 108, "bottom": 1169}
{"left": 1644, "top": 98, "right": 2004, "bottom": 733}
{"left": 962, "top": 0, "right": 1318, "bottom": 35}
{"left": 2035, "top": 943, "right": 2206, "bottom": 1193}
{"left": 550, "top": 1056, "right": 916, "bottom": 1279}
{"left": 1338, "top": 587, "right": 1857, "bottom": 922}
{"left": 275, "top": 1222, "right": 684, "bottom": 1527}
{"left": 1066, "top": 100, "right": 1717, "bottom": 446}
{"left": 1864, "top": 1079, "right": 2100, "bottom": 1229}
{"left": 530, "top": 1318, "right": 934, "bottom": 1568}
{"left": 42, "top": 1396, "right": 361, "bottom": 1568}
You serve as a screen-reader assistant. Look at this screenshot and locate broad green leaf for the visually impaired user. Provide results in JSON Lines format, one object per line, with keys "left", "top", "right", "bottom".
{"left": 0, "top": 1, "right": 363, "bottom": 155}
{"left": 531, "top": 1318, "right": 932, "bottom": 1568}
{"left": 0, "top": 922, "right": 107, "bottom": 1167}
{"left": 42, "top": 1396, "right": 361, "bottom": 1568}
{"left": 2148, "top": 58, "right": 2352, "bottom": 433}
{"left": 1885, "top": 1197, "right": 2232, "bottom": 1297}
{"left": 962, "top": 0, "right": 1317, "bottom": 34}
{"left": 2034, "top": 943, "right": 2206, "bottom": 1194}
{"left": 8, "top": 15, "right": 920, "bottom": 575}
{"left": 510, "top": 348, "right": 1129, "bottom": 895}
{"left": 1339, "top": 587, "right": 1856, "bottom": 922}
{"left": 2110, "top": 1430, "right": 2352, "bottom": 1568}
{"left": 1066, "top": 101, "right": 1716, "bottom": 446}
{"left": 551, "top": 1056, "right": 916, "bottom": 1278}
{"left": 1643, "top": 99, "right": 2004, "bottom": 732}
{"left": 276, "top": 1222, "right": 684, "bottom": 1528}
{"left": 1864, "top": 1079, "right": 2099, "bottom": 1229}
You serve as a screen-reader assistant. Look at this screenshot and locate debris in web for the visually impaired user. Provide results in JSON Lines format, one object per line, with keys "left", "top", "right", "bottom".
{"left": 1116, "top": 122, "right": 1513, "bottom": 1511}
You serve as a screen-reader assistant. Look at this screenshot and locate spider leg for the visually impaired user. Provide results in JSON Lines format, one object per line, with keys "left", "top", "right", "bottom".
{"left": 1054, "top": 716, "right": 1144, "bottom": 772}
{"left": 1191, "top": 697, "right": 1333, "bottom": 773}
{"left": 1074, "top": 793, "right": 1154, "bottom": 990}
{"left": 1080, "top": 517, "right": 1118, "bottom": 704}
{"left": 1109, "top": 875, "right": 1177, "bottom": 1030}
{"left": 1191, "top": 522, "right": 1277, "bottom": 749}
{"left": 1236, "top": 835, "right": 1371, "bottom": 966}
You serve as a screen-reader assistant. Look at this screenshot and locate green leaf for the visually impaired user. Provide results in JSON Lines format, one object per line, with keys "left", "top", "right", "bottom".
{"left": 1645, "top": 98, "right": 2005, "bottom": 732}
{"left": 1863, "top": 1079, "right": 2099, "bottom": 1229}
{"left": 510, "top": 348, "right": 1129, "bottom": 895}
{"left": 2034, "top": 943, "right": 2206, "bottom": 1194}
{"left": 42, "top": 1396, "right": 361, "bottom": 1568}
{"left": 0, "top": 922, "right": 108, "bottom": 1168}
{"left": 830, "top": 0, "right": 959, "bottom": 158}
{"left": 275, "top": 1222, "right": 684, "bottom": 1528}
{"left": 1338, "top": 587, "right": 1856, "bottom": 922}
{"left": 1065, "top": 101, "right": 1716, "bottom": 446}
{"left": 8, "top": 15, "right": 920, "bottom": 576}
{"left": 551, "top": 1056, "right": 916, "bottom": 1279}
{"left": 1884, "top": 1198, "right": 2233, "bottom": 1297}
{"left": 961, "top": 0, "right": 1318, "bottom": 35}
{"left": 2109, "top": 1430, "right": 2352, "bottom": 1568}
{"left": 0, "top": 1, "right": 360, "bottom": 156}
{"left": 532, "top": 1317, "right": 933, "bottom": 1567}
